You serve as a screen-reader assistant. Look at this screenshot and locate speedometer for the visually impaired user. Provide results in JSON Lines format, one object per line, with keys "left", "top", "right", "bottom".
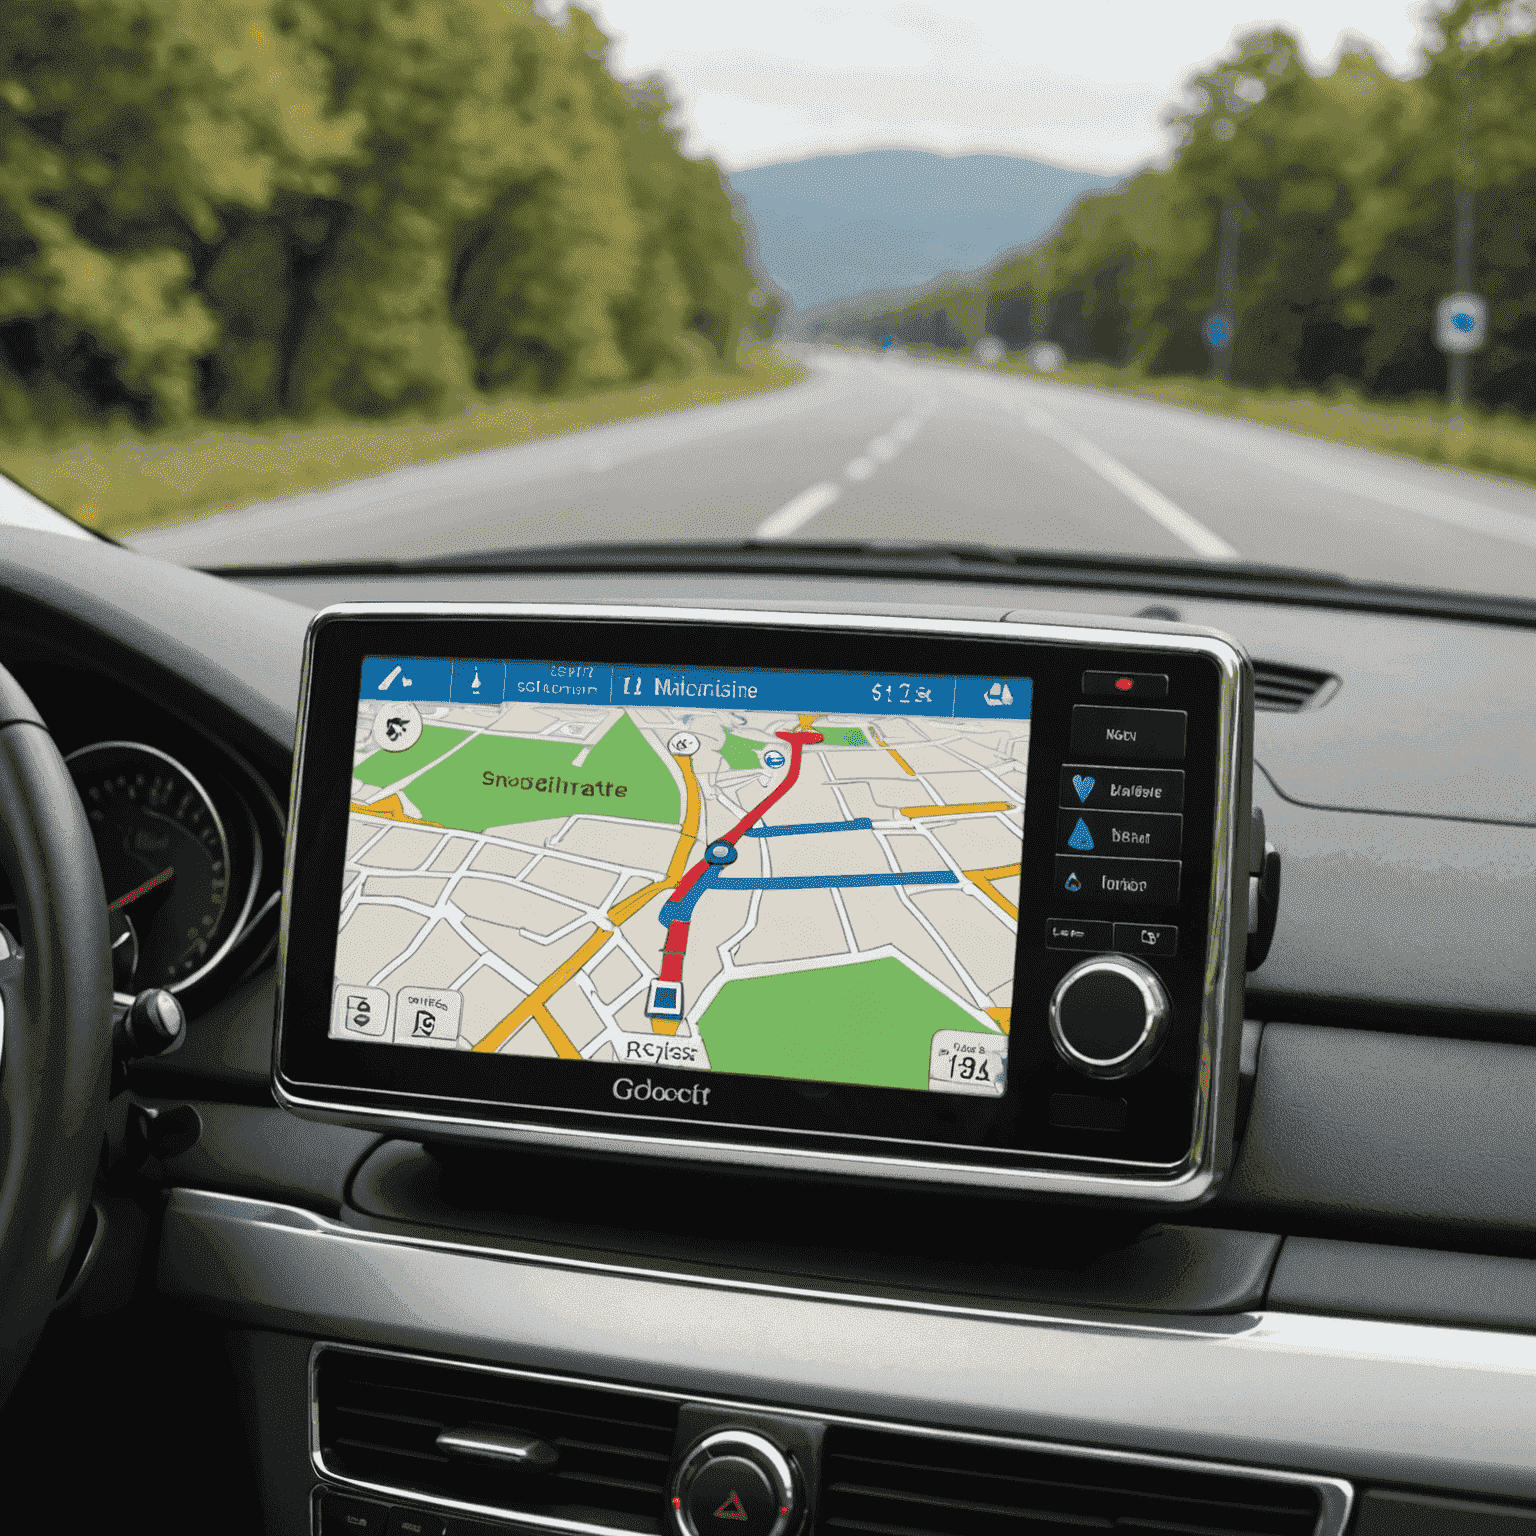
{"left": 66, "top": 741, "right": 238, "bottom": 992}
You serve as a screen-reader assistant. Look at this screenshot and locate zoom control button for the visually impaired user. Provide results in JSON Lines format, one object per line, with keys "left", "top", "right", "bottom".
{"left": 1055, "top": 855, "right": 1181, "bottom": 906}
{"left": 1049, "top": 955, "right": 1171, "bottom": 1079}
{"left": 1070, "top": 705, "right": 1188, "bottom": 762}
{"left": 1114, "top": 922, "right": 1178, "bottom": 957}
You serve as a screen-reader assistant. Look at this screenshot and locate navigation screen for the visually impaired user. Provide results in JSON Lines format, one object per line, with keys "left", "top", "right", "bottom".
{"left": 330, "top": 656, "right": 1032, "bottom": 1098}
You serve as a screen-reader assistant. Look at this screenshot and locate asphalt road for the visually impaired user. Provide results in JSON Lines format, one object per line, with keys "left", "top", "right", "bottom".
{"left": 131, "top": 349, "right": 1536, "bottom": 599}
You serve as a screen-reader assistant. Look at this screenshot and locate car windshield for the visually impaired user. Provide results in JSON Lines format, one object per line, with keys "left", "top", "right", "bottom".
{"left": 1, "top": 0, "right": 1534, "bottom": 601}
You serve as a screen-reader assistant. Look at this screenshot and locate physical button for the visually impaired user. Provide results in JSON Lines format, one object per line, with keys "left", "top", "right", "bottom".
{"left": 1057, "top": 807, "right": 1182, "bottom": 859}
{"left": 1082, "top": 670, "right": 1168, "bottom": 699}
{"left": 1113, "top": 921, "right": 1179, "bottom": 957}
{"left": 386, "top": 1511, "right": 447, "bottom": 1536}
{"left": 320, "top": 1496, "right": 390, "bottom": 1535}
{"left": 1061, "top": 763, "right": 1185, "bottom": 812}
{"left": 685, "top": 1456, "right": 779, "bottom": 1534}
{"left": 1045, "top": 918, "right": 1113, "bottom": 951}
{"left": 1070, "top": 705, "right": 1188, "bottom": 762}
{"left": 1055, "top": 855, "right": 1181, "bottom": 906}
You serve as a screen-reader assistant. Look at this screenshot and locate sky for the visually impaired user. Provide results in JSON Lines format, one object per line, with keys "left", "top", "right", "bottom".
{"left": 580, "top": 0, "right": 1443, "bottom": 174}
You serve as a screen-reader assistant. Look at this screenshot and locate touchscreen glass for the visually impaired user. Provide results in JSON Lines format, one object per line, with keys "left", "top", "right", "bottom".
{"left": 331, "top": 656, "right": 1031, "bottom": 1098}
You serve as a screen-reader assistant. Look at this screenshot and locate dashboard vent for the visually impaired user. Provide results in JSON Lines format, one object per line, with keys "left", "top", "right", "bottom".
{"left": 819, "top": 1424, "right": 1323, "bottom": 1536}
{"left": 1252, "top": 660, "right": 1338, "bottom": 713}
{"left": 314, "top": 1348, "right": 677, "bottom": 1530}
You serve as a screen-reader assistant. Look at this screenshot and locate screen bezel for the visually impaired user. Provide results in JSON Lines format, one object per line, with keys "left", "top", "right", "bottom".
{"left": 274, "top": 604, "right": 1249, "bottom": 1203}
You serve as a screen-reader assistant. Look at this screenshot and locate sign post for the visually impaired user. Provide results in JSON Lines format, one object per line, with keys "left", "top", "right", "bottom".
{"left": 1435, "top": 293, "right": 1486, "bottom": 421}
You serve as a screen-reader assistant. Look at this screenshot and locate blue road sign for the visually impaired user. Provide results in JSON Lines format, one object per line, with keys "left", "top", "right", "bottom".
{"left": 1203, "top": 312, "right": 1232, "bottom": 349}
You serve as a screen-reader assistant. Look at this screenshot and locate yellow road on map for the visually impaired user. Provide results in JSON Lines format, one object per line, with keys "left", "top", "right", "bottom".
{"left": 473, "top": 927, "right": 613, "bottom": 1054}
{"left": 964, "top": 862, "right": 1020, "bottom": 919}
{"left": 986, "top": 1007, "right": 1012, "bottom": 1034}
{"left": 868, "top": 725, "right": 915, "bottom": 776}
{"left": 349, "top": 794, "right": 442, "bottom": 827}
{"left": 607, "top": 751, "right": 702, "bottom": 927}
{"left": 900, "top": 801, "right": 1011, "bottom": 818}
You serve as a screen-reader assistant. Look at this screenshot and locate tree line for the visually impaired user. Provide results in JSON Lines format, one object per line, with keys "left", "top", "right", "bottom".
{"left": 0, "top": 0, "right": 775, "bottom": 432}
{"left": 820, "top": 0, "right": 1536, "bottom": 414}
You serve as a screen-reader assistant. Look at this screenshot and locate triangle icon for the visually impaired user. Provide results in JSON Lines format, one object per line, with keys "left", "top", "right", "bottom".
{"left": 1068, "top": 817, "right": 1094, "bottom": 851}
{"left": 713, "top": 1490, "right": 749, "bottom": 1522}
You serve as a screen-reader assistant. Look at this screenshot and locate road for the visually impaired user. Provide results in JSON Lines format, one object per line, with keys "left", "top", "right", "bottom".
{"left": 130, "top": 348, "right": 1536, "bottom": 599}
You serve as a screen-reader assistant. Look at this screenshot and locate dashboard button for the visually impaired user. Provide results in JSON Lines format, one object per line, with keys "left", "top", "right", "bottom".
{"left": 1058, "top": 807, "right": 1182, "bottom": 858}
{"left": 1046, "top": 918, "right": 1113, "bottom": 951}
{"left": 1049, "top": 955, "right": 1171, "bottom": 1079}
{"left": 683, "top": 1456, "right": 779, "bottom": 1535}
{"left": 386, "top": 1512, "right": 447, "bottom": 1536}
{"left": 320, "top": 1497, "right": 389, "bottom": 1536}
{"left": 1113, "top": 921, "right": 1179, "bottom": 957}
{"left": 1061, "top": 763, "right": 1185, "bottom": 812}
{"left": 1070, "top": 705, "right": 1188, "bottom": 762}
{"left": 1082, "top": 670, "right": 1168, "bottom": 699}
{"left": 1055, "top": 855, "right": 1181, "bottom": 906}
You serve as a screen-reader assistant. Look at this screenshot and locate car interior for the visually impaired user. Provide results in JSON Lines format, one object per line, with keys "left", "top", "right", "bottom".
{"left": 1, "top": 519, "right": 1532, "bottom": 1536}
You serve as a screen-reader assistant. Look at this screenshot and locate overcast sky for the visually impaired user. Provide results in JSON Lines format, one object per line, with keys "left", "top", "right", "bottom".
{"left": 581, "top": 0, "right": 1442, "bottom": 174}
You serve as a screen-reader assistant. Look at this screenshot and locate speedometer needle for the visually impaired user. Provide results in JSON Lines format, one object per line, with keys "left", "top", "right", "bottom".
{"left": 109, "top": 866, "right": 175, "bottom": 912}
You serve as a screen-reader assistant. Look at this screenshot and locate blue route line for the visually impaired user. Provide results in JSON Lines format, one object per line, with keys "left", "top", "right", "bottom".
{"left": 716, "top": 871, "right": 958, "bottom": 891}
{"left": 745, "top": 818, "right": 874, "bottom": 837}
{"left": 659, "top": 864, "right": 957, "bottom": 925}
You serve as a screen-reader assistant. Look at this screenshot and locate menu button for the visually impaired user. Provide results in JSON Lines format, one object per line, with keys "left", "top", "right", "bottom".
{"left": 1070, "top": 705, "right": 1188, "bottom": 763}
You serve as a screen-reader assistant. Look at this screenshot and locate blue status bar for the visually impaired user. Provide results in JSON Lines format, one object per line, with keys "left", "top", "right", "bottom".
{"left": 359, "top": 656, "right": 1031, "bottom": 721}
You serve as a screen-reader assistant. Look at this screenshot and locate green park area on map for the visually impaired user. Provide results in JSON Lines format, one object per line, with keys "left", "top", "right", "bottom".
{"left": 354, "top": 724, "right": 467, "bottom": 787}
{"left": 695, "top": 956, "right": 992, "bottom": 1090}
{"left": 355, "top": 711, "right": 680, "bottom": 832}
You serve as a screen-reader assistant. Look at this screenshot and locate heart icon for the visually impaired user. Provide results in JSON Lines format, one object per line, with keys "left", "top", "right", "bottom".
{"left": 1072, "top": 774, "right": 1095, "bottom": 802}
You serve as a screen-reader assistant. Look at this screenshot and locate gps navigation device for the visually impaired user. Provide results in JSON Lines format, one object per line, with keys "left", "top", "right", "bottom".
{"left": 275, "top": 604, "right": 1253, "bottom": 1204}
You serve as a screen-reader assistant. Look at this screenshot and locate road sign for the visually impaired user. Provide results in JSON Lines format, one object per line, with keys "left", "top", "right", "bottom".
{"left": 1436, "top": 293, "right": 1487, "bottom": 354}
{"left": 1202, "top": 312, "right": 1232, "bottom": 349}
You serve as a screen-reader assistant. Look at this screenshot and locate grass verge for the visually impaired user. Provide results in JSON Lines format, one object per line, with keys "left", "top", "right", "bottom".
{"left": 886, "top": 342, "right": 1536, "bottom": 493}
{"left": 0, "top": 348, "right": 806, "bottom": 540}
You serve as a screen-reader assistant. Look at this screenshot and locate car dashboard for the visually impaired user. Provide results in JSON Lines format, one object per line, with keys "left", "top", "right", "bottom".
{"left": 2, "top": 525, "right": 1535, "bottom": 1536}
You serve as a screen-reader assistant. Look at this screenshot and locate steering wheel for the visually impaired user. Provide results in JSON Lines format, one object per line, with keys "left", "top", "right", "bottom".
{"left": 0, "top": 662, "right": 113, "bottom": 1406}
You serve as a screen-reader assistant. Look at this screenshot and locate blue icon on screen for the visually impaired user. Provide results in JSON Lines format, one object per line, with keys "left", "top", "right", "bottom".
{"left": 763, "top": 750, "right": 786, "bottom": 769}
{"left": 1071, "top": 774, "right": 1095, "bottom": 802}
{"left": 1068, "top": 818, "right": 1095, "bottom": 851}
{"left": 1064, "top": 871, "right": 1082, "bottom": 893}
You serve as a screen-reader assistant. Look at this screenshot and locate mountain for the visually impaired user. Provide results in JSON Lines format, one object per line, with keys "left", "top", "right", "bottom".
{"left": 729, "top": 148, "right": 1117, "bottom": 313}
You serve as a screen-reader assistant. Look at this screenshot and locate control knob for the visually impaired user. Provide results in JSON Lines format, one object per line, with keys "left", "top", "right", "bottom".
{"left": 1048, "top": 954, "right": 1170, "bottom": 1079}
{"left": 670, "top": 1429, "right": 801, "bottom": 1536}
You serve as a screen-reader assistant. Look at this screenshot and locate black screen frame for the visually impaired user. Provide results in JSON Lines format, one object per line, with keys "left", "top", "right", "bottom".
{"left": 275, "top": 605, "right": 1250, "bottom": 1200}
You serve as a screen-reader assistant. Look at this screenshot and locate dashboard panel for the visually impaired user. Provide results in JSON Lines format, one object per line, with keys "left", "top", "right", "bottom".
{"left": 5, "top": 525, "right": 1536, "bottom": 1536}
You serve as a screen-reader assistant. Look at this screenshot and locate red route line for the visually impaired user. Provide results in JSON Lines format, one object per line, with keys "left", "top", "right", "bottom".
{"left": 658, "top": 729, "right": 821, "bottom": 985}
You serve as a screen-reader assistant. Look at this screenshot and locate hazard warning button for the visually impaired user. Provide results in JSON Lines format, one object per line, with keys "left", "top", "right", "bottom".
{"left": 670, "top": 1428, "right": 800, "bottom": 1536}
{"left": 685, "top": 1457, "right": 776, "bottom": 1533}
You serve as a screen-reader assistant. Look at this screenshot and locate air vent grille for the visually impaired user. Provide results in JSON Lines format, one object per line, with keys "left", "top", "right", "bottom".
{"left": 1252, "top": 661, "right": 1337, "bottom": 713}
{"left": 315, "top": 1349, "right": 677, "bottom": 1531}
{"left": 819, "top": 1425, "right": 1323, "bottom": 1536}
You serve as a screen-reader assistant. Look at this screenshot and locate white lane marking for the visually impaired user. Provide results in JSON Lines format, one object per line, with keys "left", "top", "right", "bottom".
{"left": 754, "top": 401, "right": 933, "bottom": 540}
{"left": 755, "top": 480, "right": 840, "bottom": 539}
{"left": 1215, "top": 432, "right": 1536, "bottom": 551}
{"left": 1019, "top": 404, "right": 1238, "bottom": 560}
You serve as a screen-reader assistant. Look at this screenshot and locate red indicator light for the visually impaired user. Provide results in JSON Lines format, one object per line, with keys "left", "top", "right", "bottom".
{"left": 673, "top": 1497, "right": 682, "bottom": 1509}
{"left": 1115, "top": 677, "right": 1134, "bottom": 691}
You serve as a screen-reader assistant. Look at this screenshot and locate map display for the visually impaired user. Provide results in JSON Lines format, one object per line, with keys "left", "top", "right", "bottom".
{"left": 330, "top": 657, "right": 1032, "bottom": 1097}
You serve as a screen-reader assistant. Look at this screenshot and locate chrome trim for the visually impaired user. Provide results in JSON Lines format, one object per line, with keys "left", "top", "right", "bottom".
{"left": 306, "top": 1340, "right": 1352, "bottom": 1536}
{"left": 64, "top": 739, "right": 258, "bottom": 994}
{"left": 1048, "top": 954, "right": 1171, "bottom": 1079}
{"left": 276, "top": 603, "right": 1249, "bottom": 1203}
